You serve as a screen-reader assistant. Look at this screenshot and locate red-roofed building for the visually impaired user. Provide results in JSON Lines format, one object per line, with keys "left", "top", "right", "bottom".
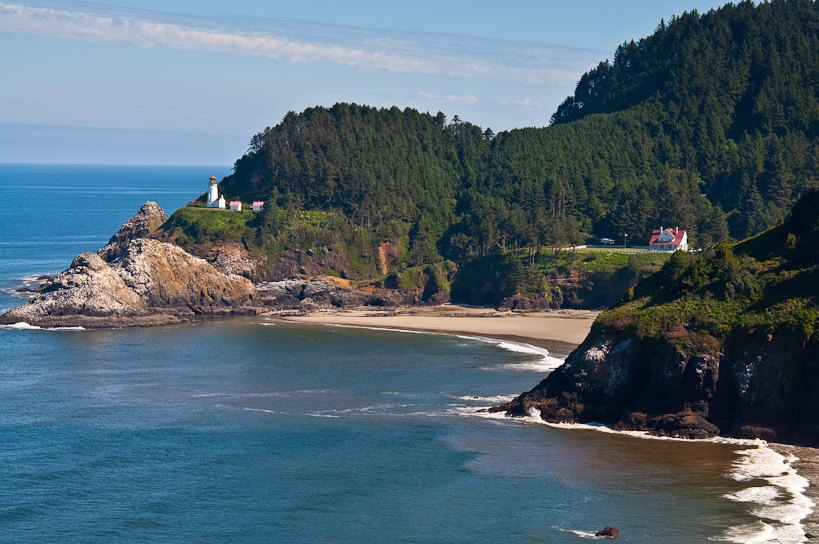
{"left": 229, "top": 201, "right": 242, "bottom": 211}
{"left": 251, "top": 201, "right": 264, "bottom": 211}
{"left": 649, "top": 227, "right": 688, "bottom": 252}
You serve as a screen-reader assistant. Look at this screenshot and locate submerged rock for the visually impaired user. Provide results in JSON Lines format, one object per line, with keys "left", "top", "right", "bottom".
{"left": 595, "top": 527, "right": 620, "bottom": 538}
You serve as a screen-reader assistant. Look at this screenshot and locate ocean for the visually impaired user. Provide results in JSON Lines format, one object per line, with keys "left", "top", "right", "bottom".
{"left": 0, "top": 164, "right": 817, "bottom": 543}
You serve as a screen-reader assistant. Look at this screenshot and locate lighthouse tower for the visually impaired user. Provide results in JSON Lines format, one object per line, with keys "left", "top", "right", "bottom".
{"left": 206, "top": 174, "right": 225, "bottom": 209}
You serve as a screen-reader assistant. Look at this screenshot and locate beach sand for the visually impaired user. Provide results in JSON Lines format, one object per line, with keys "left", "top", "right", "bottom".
{"left": 281, "top": 305, "right": 598, "bottom": 350}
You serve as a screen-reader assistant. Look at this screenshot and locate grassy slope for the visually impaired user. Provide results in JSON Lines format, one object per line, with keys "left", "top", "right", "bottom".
{"left": 596, "top": 191, "right": 819, "bottom": 350}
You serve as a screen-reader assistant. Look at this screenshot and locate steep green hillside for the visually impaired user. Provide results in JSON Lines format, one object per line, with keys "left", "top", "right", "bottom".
{"left": 602, "top": 189, "right": 819, "bottom": 341}
{"left": 217, "top": 2, "right": 819, "bottom": 254}
{"left": 551, "top": 0, "right": 819, "bottom": 239}
{"left": 498, "top": 191, "right": 819, "bottom": 445}
{"left": 163, "top": 0, "right": 819, "bottom": 308}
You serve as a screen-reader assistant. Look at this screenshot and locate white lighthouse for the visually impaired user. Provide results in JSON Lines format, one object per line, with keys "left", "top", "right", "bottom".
{"left": 206, "top": 174, "right": 226, "bottom": 209}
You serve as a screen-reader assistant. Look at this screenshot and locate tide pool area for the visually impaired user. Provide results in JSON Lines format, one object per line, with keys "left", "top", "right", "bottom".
{"left": 0, "top": 164, "right": 817, "bottom": 543}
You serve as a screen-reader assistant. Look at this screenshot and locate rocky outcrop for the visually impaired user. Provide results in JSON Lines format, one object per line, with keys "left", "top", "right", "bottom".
{"left": 595, "top": 527, "right": 620, "bottom": 538}
{"left": 98, "top": 201, "right": 166, "bottom": 261}
{"left": 115, "top": 239, "right": 256, "bottom": 311}
{"left": 205, "top": 242, "right": 262, "bottom": 279}
{"left": 492, "top": 326, "right": 819, "bottom": 446}
{"left": 594, "top": 527, "right": 620, "bottom": 538}
{"left": 261, "top": 247, "right": 355, "bottom": 282}
{"left": 1, "top": 252, "right": 151, "bottom": 322}
{"left": 0, "top": 229, "right": 259, "bottom": 329}
{"left": 257, "top": 277, "right": 423, "bottom": 310}
{"left": 498, "top": 294, "right": 558, "bottom": 312}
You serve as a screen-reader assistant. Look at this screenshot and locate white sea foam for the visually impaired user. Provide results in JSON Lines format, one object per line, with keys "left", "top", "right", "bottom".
{"left": 2, "top": 322, "right": 42, "bottom": 330}
{"left": 725, "top": 486, "right": 781, "bottom": 505}
{"left": 194, "top": 388, "right": 335, "bottom": 399}
{"left": 458, "top": 404, "right": 768, "bottom": 447}
{"left": 556, "top": 527, "right": 599, "bottom": 539}
{"left": 720, "top": 445, "right": 814, "bottom": 543}
{"left": 286, "top": 322, "right": 566, "bottom": 373}
{"left": 456, "top": 405, "right": 813, "bottom": 543}
{"left": 237, "top": 407, "right": 284, "bottom": 415}
{"left": 454, "top": 335, "right": 566, "bottom": 372}
{"left": 0, "top": 322, "right": 85, "bottom": 331}
{"left": 451, "top": 394, "right": 517, "bottom": 404}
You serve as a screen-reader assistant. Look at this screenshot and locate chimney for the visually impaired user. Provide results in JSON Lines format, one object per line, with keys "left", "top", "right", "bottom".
{"left": 675, "top": 227, "right": 679, "bottom": 234}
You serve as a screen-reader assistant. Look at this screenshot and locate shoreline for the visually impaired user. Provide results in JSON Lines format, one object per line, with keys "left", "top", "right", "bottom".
{"left": 275, "top": 305, "right": 819, "bottom": 542}
{"left": 275, "top": 304, "right": 599, "bottom": 352}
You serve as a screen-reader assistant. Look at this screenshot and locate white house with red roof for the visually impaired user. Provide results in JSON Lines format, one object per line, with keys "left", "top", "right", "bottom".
{"left": 251, "top": 201, "right": 264, "bottom": 211}
{"left": 229, "top": 201, "right": 242, "bottom": 211}
{"left": 649, "top": 226, "right": 688, "bottom": 252}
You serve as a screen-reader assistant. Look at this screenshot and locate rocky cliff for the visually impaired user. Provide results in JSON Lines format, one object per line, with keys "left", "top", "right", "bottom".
{"left": 115, "top": 238, "right": 256, "bottom": 311}
{"left": 0, "top": 204, "right": 259, "bottom": 329}
{"left": 98, "top": 201, "right": 166, "bottom": 261}
{"left": 493, "top": 192, "right": 819, "bottom": 447}
{"left": 494, "top": 328, "right": 819, "bottom": 445}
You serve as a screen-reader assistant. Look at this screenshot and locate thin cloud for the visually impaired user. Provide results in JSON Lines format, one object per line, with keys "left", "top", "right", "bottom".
{"left": 0, "top": 1, "right": 603, "bottom": 86}
{"left": 448, "top": 94, "right": 478, "bottom": 104}
{"left": 419, "top": 92, "right": 479, "bottom": 104}
{"left": 501, "top": 97, "right": 544, "bottom": 108}
{"left": 515, "top": 97, "right": 543, "bottom": 108}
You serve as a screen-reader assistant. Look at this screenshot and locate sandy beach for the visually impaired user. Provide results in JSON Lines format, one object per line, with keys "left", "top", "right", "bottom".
{"left": 281, "top": 305, "right": 598, "bottom": 349}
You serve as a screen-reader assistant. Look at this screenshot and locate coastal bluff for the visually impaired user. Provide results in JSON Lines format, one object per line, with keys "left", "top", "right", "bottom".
{"left": 491, "top": 326, "right": 819, "bottom": 446}
{"left": 0, "top": 203, "right": 258, "bottom": 329}
{"left": 491, "top": 192, "right": 819, "bottom": 447}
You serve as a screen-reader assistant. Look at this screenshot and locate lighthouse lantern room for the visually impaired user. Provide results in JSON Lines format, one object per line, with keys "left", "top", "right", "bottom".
{"left": 206, "top": 174, "right": 226, "bottom": 209}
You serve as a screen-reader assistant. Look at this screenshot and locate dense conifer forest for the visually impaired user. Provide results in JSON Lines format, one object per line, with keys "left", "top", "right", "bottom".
{"left": 221, "top": 1, "right": 819, "bottom": 253}
{"left": 163, "top": 0, "right": 819, "bottom": 304}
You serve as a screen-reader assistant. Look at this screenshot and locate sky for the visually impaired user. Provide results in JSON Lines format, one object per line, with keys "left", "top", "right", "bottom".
{"left": 0, "top": 0, "right": 734, "bottom": 165}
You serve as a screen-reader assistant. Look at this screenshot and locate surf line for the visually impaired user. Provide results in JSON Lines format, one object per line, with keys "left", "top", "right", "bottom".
{"left": 274, "top": 319, "right": 567, "bottom": 373}
{"left": 466, "top": 406, "right": 814, "bottom": 544}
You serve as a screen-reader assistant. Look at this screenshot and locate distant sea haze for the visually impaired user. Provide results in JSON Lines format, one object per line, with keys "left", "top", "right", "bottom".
{"left": 0, "top": 164, "right": 817, "bottom": 543}
{"left": 0, "top": 123, "right": 245, "bottom": 166}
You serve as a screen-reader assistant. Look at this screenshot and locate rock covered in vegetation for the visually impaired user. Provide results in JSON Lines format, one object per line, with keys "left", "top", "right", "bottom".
{"left": 98, "top": 201, "right": 167, "bottom": 261}
{"left": 493, "top": 192, "right": 819, "bottom": 446}
{"left": 495, "top": 324, "right": 819, "bottom": 444}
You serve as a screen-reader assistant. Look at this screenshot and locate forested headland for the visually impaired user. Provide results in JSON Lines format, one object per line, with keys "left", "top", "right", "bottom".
{"left": 161, "top": 0, "right": 819, "bottom": 308}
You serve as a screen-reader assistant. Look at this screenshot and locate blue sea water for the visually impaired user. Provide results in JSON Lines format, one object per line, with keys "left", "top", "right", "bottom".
{"left": 0, "top": 164, "right": 816, "bottom": 543}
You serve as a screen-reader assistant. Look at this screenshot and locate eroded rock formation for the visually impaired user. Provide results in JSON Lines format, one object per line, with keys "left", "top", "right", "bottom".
{"left": 0, "top": 204, "right": 258, "bottom": 329}
{"left": 98, "top": 201, "right": 167, "bottom": 261}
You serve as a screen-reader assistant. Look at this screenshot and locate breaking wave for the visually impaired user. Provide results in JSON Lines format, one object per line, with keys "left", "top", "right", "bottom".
{"left": 719, "top": 445, "right": 814, "bottom": 543}
{"left": 0, "top": 322, "right": 85, "bottom": 331}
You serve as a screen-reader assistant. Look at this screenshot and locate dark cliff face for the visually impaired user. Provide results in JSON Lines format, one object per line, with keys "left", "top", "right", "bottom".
{"left": 495, "top": 191, "right": 819, "bottom": 447}
{"left": 498, "top": 327, "right": 819, "bottom": 445}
